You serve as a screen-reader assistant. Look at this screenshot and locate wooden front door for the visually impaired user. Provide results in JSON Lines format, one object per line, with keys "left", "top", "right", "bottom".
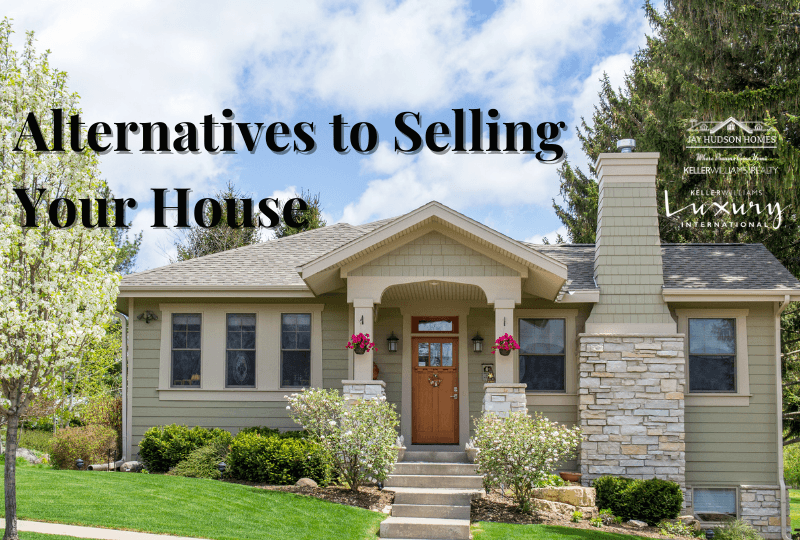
{"left": 412, "top": 337, "right": 458, "bottom": 444}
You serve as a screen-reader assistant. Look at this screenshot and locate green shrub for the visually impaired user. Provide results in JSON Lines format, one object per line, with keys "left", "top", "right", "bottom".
{"left": 82, "top": 394, "right": 123, "bottom": 454}
{"left": 533, "top": 473, "right": 569, "bottom": 488}
{"left": 784, "top": 444, "right": 800, "bottom": 487}
{"left": 659, "top": 520, "right": 703, "bottom": 538}
{"left": 712, "top": 519, "right": 762, "bottom": 540}
{"left": 50, "top": 425, "right": 117, "bottom": 470}
{"left": 139, "top": 425, "right": 232, "bottom": 473}
{"left": 571, "top": 510, "right": 583, "bottom": 523}
{"left": 18, "top": 428, "right": 54, "bottom": 454}
{"left": 169, "top": 440, "right": 229, "bottom": 479}
{"left": 593, "top": 476, "right": 683, "bottom": 526}
{"left": 589, "top": 517, "right": 603, "bottom": 528}
{"left": 228, "top": 431, "right": 330, "bottom": 485}
{"left": 237, "top": 427, "right": 308, "bottom": 440}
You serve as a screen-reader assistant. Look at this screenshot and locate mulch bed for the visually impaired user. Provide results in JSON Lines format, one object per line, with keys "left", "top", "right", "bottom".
{"left": 472, "top": 490, "right": 696, "bottom": 539}
{"left": 225, "top": 480, "right": 393, "bottom": 512}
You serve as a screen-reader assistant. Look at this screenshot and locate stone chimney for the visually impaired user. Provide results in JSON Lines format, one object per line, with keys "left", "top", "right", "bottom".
{"left": 584, "top": 151, "right": 676, "bottom": 333}
{"left": 578, "top": 146, "right": 686, "bottom": 489}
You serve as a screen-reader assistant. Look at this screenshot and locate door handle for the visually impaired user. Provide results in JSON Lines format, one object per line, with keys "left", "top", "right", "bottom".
{"left": 450, "top": 394, "right": 458, "bottom": 399}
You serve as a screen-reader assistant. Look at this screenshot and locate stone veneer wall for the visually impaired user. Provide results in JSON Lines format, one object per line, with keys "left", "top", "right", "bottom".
{"left": 684, "top": 486, "right": 789, "bottom": 539}
{"left": 482, "top": 383, "right": 527, "bottom": 417}
{"left": 578, "top": 334, "right": 686, "bottom": 487}
{"left": 342, "top": 380, "right": 386, "bottom": 406}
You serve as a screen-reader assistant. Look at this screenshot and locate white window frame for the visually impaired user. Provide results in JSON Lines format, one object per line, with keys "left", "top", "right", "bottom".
{"left": 157, "top": 303, "right": 323, "bottom": 401}
{"left": 514, "top": 309, "right": 578, "bottom": 406}
{"left": 676, "top": 309, "right": 750, "bottom": 406}
{"left": 225, "top": 312, "right": 258, "bottom": 389}
{"left": 280, "top": 312, "right": 313, "bottom": 389}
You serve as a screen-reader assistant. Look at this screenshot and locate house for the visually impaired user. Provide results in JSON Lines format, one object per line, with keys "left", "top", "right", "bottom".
{"left": 117, "top": 151, "right": 800, "bottom": 537}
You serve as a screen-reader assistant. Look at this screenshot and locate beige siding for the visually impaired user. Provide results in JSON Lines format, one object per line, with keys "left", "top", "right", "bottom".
{"left": 467, "top": 309, "right": 495, "bottom": 437}
{"left": 129, "top": 296, "right": 351, "bottom": 457}
{"left": 348, "top": 231, "right": 519, "bottom": 278}
{"left": 681, "top": 302, "right": 779, "bottom": 485}
{"left": 373, "top": 308, "right": 403, "bottom": 414}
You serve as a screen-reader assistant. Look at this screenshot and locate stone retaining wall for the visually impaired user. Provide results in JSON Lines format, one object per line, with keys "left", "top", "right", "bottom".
{"left": 578, "top": 334, "right": 686, "bottom": 487}
{"left": 482, "top": 383, "right": 527, "bottom": 417}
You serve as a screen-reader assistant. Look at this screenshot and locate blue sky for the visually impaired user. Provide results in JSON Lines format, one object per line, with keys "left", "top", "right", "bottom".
{"left": 6, "top": 0, "right": 653, "bottom": 271}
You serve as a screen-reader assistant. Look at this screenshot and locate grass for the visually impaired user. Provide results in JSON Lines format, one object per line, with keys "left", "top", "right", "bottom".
{"left": 0, "top": 463, "right": 384, "bottom": 540}
{"left": 472, "top": 522, "right": 652, "bottom": 539}
{"left": 791, "top": 488, "right": 800, "bottom": 533}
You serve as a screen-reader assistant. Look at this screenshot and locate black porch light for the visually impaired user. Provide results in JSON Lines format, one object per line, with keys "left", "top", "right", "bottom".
{"left": 472, "top": 333, "right": 484, "bottom": 353}
{"left": 387, "top": 332, "right": 399, "bottom": 353}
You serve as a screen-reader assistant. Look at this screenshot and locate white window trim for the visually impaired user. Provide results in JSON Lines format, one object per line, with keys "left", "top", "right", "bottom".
{"left": 515, "top": 309, "right": 578, "bottom": 407}
{"left": 158, "top": 303, "right": 324, "bottom": 401}
{"left": 689, "top": 485, "right": 740, "bottom": 524}
{"left": 676, "top": 309, "right": 750, "bottom": 407}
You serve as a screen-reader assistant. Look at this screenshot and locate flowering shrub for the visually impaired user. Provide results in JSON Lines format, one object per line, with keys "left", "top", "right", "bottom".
{"left": 346, "top": 333, "right": 376, "bottom": 353}
{"left": 472, "top": 411, "right": 582, "bottom": 513}
{"left": 287, "top": 388, "right": 399, "bottom": 491}
{"left": 491, "top": 333, "right": 520, "bottom": 354}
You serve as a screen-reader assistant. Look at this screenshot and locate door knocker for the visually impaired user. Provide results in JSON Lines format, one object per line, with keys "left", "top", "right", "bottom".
{"left": 428, "top": 373, "right": 442, "bottom": 387}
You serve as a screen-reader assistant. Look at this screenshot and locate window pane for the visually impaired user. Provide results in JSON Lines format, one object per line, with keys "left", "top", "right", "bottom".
{"left": 281, "top": 350, "right": 310, "bottom": 387}
{"left": 283, "top": 313, "right": 297, "bottom": 329}
{"left": 227, "top": 314, "right": 242, "bottom": 331}
{"left": 418, "top": 343, "right": 429, "bottom": 366}
{"left": 520, "top": 355, "right": 565, "bottom": 391}
{"left": 186, "top": 331, "right": 201, "bottom": 350}
{"left": 227, "top": 350, "right": 256, "bottom": 387}
{"left": 694, "top": 488, "right": 737, "bottom": 521}
{"left": 282, "top": 331, "right": 297, "bottom": 350}
{"left": 227, "top": 330, "right": 241, "bottom": 350}
{"left": 172, "top": 331, "right": 186, "bottom": 349}
{"left": 418, "top": 319, "right": 453, "bottom": 332}
{"left": 442, "top": 343, "right": 453, "bottom": 366}
{"left": 430, "top": 343, "right": 441, "bottom": 366}
{"left": 296, "top": 314, "right": 311, "bottom": 332}
{"left": 689, "top": 319, "right": 735, "bottom": 355}
{"left": 241, "top": 329, "right": 256, "bottom": 350}
{"left": 172, "top": 350, "right": 201, "bottom": 386}
{"left": 519, "top": 319, "right": 565, "bottom": 355}
{"left": 689, "top": 354, "right": 736, "bottom": 392}
{"left": 297, "top": 331, "right": 311, "bottom": 350}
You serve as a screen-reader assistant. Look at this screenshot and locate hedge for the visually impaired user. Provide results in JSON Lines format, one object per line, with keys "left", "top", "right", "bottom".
{"left": 227, "top": 431, "right": 330, "bottom": 485}
{"left": 139, "top": 424, "right": 232, "bottom": 473}
{"left": 593, "top": 475, "right": 683, "bottom": 525}
{"left": 51, "top": 425, "right": 117, "bottom": 470}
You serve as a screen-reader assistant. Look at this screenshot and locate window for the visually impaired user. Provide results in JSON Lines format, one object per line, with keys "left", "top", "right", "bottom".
{"left": 226, "top": 314, "right": 256, "bottom": 388}
{"left": 171, "top": 314, "right": 201, "bottom": 387}
{"left": 281, "top": 313, "right": 311, "bottom": 387}
{"left": 519, "top": 318, "right": 566, "bottom": 392}
{"left": 693, "top": 488, "right": 737, "bottom": 522}
{"left": 412, "top": 316, "right": 458, "bottom": 334}
{"left": 689, "top": 318, "right": 736, "bottom": 393}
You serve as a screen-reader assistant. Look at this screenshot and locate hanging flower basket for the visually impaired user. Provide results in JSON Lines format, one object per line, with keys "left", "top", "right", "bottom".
{"left": 491, "top": 333, "right": 519, "bottom": 356}
{"left": 346, "top": 333, "right": 376, "bottom": 355}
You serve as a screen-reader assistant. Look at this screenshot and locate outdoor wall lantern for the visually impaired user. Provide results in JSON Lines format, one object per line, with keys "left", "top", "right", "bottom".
{"left": 472, "top": 333, "right": 484, "bottom": 353}
{"left": 137, "top": 310, "right": 158, "bottom": 324}
{"left": 387, "top": 332, "right": 399, "bottom": 353}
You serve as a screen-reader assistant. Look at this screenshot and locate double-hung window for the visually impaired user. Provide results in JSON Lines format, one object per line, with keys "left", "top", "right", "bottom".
{"left": 281, "top": 313, "right": 311, "bottom": 387}
{"left": 519, "top": 318, "right": 566, "bottom": 392}
{"left": 171, "top": 314, "right": 201, "bottom": 387}
{"left": 688, "top": 318, "right": 736, "bottom": 393}
{"left": 226, "top": 314, "right": 256, "bottom": 388}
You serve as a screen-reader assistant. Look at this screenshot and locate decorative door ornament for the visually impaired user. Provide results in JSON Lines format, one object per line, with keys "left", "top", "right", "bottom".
{"left": 428, "top": 373, "right": 442, "bottom": 387}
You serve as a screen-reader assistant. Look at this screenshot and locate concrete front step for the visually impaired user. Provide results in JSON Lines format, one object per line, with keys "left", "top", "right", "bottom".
{"left": 386, "top": 474, "right": 483, "bottom": 489}
{"left": 389, "top": 488, "right": 481, "bottom": 506}
{"left": 393, "top": 462, "right": 478, "bottom": 476}
{"left": 380, "top": 517, "right": 470, "bottom": 540}
{"left": 392, "top": 503, "right": 470, "bottom": 520}
{"left": 402, "top": 451, "right": 468, "bottom": 463}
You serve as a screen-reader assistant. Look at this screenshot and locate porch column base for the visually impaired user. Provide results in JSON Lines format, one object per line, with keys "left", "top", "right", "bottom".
{"left": 482, "top": 383, "right": 527, "bottom": 417}
{"left": 342, "top": 380, "right": 386, "bottom": 407}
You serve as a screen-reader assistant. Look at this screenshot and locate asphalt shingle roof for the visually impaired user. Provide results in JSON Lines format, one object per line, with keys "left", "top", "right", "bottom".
{"left": 122, "top": 220, "right": 800, "bottom": 293}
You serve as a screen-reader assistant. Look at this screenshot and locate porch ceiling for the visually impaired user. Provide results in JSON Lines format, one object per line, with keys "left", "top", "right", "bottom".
{"left": 380, "top": 281, "right": 488, "bottom": 303}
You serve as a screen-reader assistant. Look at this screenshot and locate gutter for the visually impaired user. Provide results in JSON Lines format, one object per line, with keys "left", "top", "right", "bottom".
{"left": 776, "top": 295, "right": 790, "bottom": 540}
{"left": 114, "top": 312, "right": 128, "bottom": 463}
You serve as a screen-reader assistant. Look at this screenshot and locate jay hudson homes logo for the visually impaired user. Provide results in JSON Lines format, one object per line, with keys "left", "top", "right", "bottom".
{"left": 685, "top": 117, "right": 778, "bottom": 171}
{"left": 664, "top": 189, "right": 792, "bottom": 230}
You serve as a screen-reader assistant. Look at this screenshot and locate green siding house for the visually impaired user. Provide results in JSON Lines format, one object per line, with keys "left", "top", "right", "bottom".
{"left": 118, "top": 151, "right": 800, "bottom": 538}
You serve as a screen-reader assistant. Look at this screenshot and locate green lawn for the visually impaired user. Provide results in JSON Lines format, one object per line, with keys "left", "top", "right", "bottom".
{"left": 1, "top": 464, "right": 384, "bottom": 540}
{"left": 472, "top": 522, "right": 651, "bottom": 539}
{"left": 791, "top": 489, "right": 800, "bottom": 533}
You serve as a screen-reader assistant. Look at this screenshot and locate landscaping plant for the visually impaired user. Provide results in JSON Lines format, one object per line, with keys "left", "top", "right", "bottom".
{"left": 139, "top": 425, "right": 232, "bottom": 473}
{"left": 227, "top": 431, "right": 330, "bottom": 485}
{"left": 472, "top": 411, "right": 582, "bottom": 513}
{"left": 169, "top": 439, "right": 229, "bottom": 480}
{"left": 590, "top": 517, "right": 603, "bottom": 528}
{"left": 571, "top": 510, "right": 583, "bottom": 523}
{"left": 658, "top": 520, "right": 704, "bottom": 538}
{"left": 593, "top": 475, "right": 683, "bottom": 525}
{"left": 711, "top": 519, "right": 762, "bottom": 540}
{"left": 50, "top": 425, "right": 117, "bottom": 470}
{"left": 287, "top": 388, "right": 399, "bottom": 492}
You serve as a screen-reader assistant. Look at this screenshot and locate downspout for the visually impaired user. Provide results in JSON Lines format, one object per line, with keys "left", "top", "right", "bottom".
{"left": 115, "top": 312, "right": 128, "bottom": 462}
{"left": 776, "top": 294, "right": 790, "bottom": 540}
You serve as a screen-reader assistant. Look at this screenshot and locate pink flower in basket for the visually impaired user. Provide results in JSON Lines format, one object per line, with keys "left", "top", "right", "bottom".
{"left": 491, "top": 333, "right": 520, "bottom": 355}
{"left": 346, "top": 333, "right": 376, "bottom": 354}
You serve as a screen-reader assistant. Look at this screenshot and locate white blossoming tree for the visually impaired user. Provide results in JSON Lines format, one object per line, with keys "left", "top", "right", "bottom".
{"left": 0, "top": 21, "right": 119, "bottom": 540}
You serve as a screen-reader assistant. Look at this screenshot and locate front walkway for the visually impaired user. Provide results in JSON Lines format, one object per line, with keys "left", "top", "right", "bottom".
{"left": 0, "top": 519, "right": 205, "bottom": 540}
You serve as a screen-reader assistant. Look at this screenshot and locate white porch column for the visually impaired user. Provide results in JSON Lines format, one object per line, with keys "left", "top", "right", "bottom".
{"left": 493, "top": 299, "right": 516, "bottom": 384}
{"left": 352, "top": 298, "right": 374, "bottom": 380}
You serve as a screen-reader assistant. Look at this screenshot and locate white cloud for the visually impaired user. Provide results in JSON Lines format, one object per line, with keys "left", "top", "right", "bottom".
{"left": 525, "top": 225, "right": 568, "bottom": 244}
